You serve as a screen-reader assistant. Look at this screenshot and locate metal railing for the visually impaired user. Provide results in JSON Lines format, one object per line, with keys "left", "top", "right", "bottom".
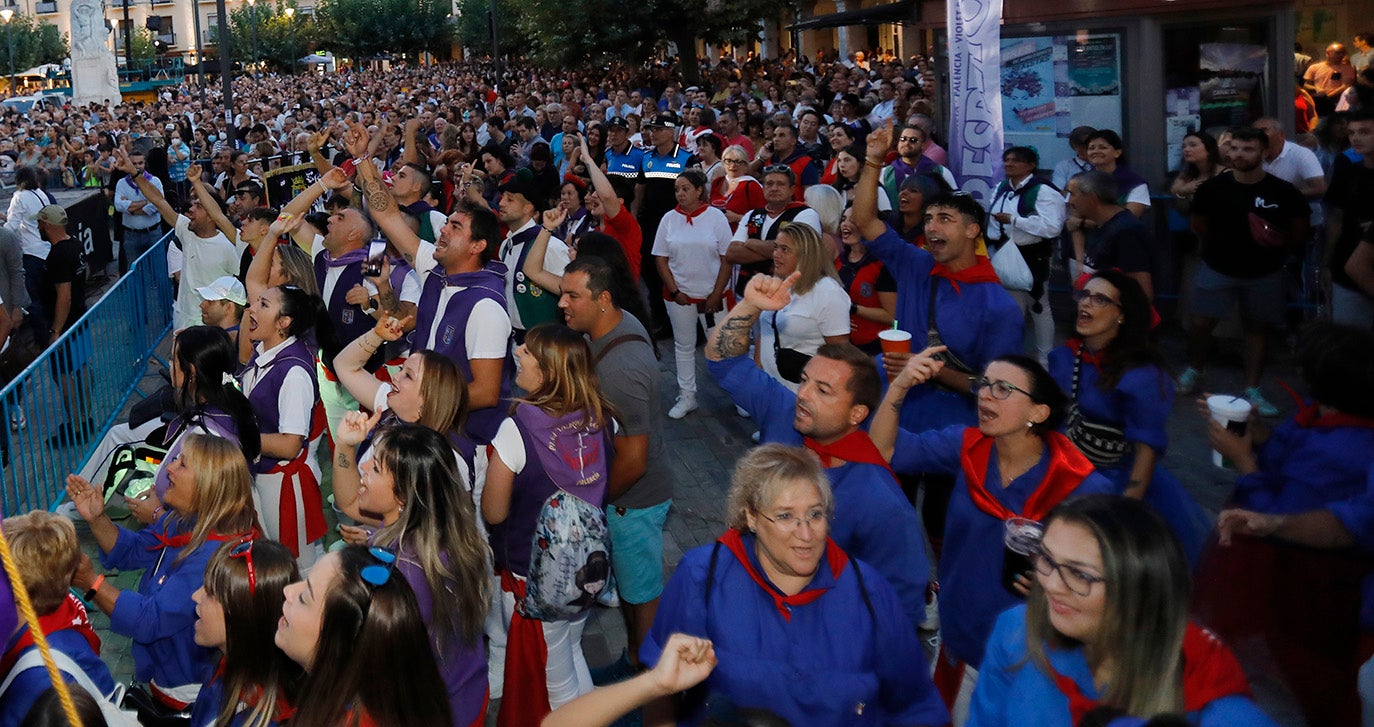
{"left": 0, "top": 234, "right": 174, "bottom": 516}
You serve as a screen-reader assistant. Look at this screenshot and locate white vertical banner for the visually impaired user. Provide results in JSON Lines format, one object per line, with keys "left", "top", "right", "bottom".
{"left": 946, "top": 0, "right": 1004, "bottom": 204}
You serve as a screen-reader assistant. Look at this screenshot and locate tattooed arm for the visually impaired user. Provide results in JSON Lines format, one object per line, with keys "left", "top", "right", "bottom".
{"left": 704, "top": 271, "right": 801, "bottom": 361}
{"left": 348, "top": 121, "right": 426, "bottom": 269}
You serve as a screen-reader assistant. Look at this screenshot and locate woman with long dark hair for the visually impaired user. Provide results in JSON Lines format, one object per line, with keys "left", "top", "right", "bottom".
{"left": 1169, "top": 131, "right": 1224, "bottom": 214}
{"left": 483, "top": 323, "right": 616, "bottom": 722}
{"left": 968, "top": 495, "right": 1274, "bottom": 726}
{"left": 1048, "top": 271, "right": 1211, "bottom": 565}
{"left": 240, "top": 284, "right": 333, "bottom": 567}
{"left": 871, "top": 352, "right": 1116, "bottom": 723}
{"left": 331, "top": 422, "right": 492, "bottom": 726}
{"left": 1084, "top": 130, "right": 1150, "bottom": 217}
{"left": 190, "top": 539, "right": 302, "bottom": 727}
{"left": 65, "top": 435, "right": 260, "bottom": 715}
{"left": 276, "top": 545, "right": 452, "bottom": 727}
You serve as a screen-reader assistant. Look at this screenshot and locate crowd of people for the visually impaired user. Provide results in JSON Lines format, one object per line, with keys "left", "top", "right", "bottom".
{"left": 0, "top": 46, "right": 1369, "bottom": 727}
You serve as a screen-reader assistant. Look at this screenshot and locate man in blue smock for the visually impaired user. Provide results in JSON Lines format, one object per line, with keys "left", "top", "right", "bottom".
{"left": 705, "top": 270, "right": 933, "bottom": 633}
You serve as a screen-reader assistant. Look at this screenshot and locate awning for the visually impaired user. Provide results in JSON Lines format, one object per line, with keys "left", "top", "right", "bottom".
{"left": 788, "top": 0, "right": 918, "bottom": 31}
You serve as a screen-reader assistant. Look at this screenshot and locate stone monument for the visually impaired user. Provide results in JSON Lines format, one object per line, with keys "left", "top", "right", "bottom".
{"left": 69, "top": 0, "right": 121, "bottom": 107}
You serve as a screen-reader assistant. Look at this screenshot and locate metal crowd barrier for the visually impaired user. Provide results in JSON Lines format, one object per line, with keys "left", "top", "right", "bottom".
{"left": 0, "top": 234, "right": 174, "bottom": 516}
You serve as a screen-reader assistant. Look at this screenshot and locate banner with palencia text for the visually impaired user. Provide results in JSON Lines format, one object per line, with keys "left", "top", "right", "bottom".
{"left": 946, "top": 0, "right": 1004, "bottom": 204}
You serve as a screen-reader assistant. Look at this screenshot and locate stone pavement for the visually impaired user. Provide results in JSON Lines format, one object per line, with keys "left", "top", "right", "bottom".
{"left": 71, "top": 320, "right": 1307, "bottom": 720}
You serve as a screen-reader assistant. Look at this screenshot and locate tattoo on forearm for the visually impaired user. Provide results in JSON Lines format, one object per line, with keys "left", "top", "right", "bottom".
{"left": 377, "top": 289, "right": 400, "bottom": 315}
{"left": 336, "top": 451, "right": 353, "bottom": 469}
{"left": 360, "top": 176, "right": 393, "bottom": 215}
{"left": 712, "top": 315, "right": 754, "bottom": 359}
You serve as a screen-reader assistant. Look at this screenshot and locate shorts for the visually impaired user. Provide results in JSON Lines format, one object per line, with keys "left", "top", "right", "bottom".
{"left": 1191, "top": 262, "right": 1286, "bottom": 327}
{"left": 605, "top": 498, "right": 672, "bottom": 604}
{"left": 50, "top": 322, "right": 93, "bottom": 375}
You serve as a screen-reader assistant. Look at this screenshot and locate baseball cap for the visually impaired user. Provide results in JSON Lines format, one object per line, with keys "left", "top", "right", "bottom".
{"left": 644, "top": 112, "right": 680, "bottom": 130}
{"left": 35, "top": 205, "right": 67, "bottom": 225}
{"left": 606, "top": 116, "right": 630, "bottom": 130}
{"left": 497, "top": 168, "right": 546, "bottom": 211}
{"left": 196, "top": 275, "right": 248, "bottom": 306}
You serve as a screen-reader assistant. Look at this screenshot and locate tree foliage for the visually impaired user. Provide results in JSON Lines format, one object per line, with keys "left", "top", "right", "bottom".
{"left": 314, "top": 0, "right": 455, "bottom": 60}
{"left": 227, "top": 1, "right": 315, "bottom": 71}
{"left": 456, "top": 0, "right": 528, "bottom": 58}
{"left": 0, "top": 16, "right": 68, "bottom": 73}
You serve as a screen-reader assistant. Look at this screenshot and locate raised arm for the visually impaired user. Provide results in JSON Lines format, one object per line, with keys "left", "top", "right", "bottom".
{"left": 581, "top": 134, "right": 623, "bottom": 218}
{"left": 330, "top": 408, "right": 385, "bottom": 526}
{"left": 114, "top": 149, "right": 178, "bottom": 227}
{"left": 349, "top": 122, "right": 425, "bottom": 267}
{"left": 402, "top": 118, "right": 422, "bottom": 167}
{"left": 278, "top": 165, "right": 343, "bottom": 223}
{"left": 705, "top": 271, "right": 799, "bottom": 361}
{"left": 307, "top": 126, "right": 334, "bottom": 175}
{"left": 524, "top": 208, "right": 567, "bottom": 294}
{"left": 870, "top": 346, "right": 946, "bottom": 460}
{"left": 187, "top": 164, "right": 237, "bottom": 241}
{"left": 853, "top": 121, "right": 893, "bottom": 241}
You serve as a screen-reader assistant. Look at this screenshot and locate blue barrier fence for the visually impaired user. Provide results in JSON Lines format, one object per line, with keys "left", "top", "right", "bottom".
{"left": 0, "top": 234, "right": 174, "bottom": 517}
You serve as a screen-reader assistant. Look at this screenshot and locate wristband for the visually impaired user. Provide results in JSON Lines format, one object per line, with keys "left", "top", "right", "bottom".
{"left": 543, "top": 226, "right": 558, "bottom": 234}
{"left": 864, "top": 158, "right": 884, "bottom": 170}
{"left": 83, "top": 575, "right": 105, "bottom": 602}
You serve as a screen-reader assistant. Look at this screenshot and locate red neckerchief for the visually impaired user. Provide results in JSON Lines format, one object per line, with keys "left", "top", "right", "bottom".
{"left": 1067, "top": 338, "right": 1106, "bottom": 368}
{"left": 146, "top": 521, "right": 256, "bottom": 552}
{"left": 218, "top": 657, "right": 299, "bottom": 721}
{"left": 1050, "top": 622, "right": 1251, "bottom": 724}
{"left": 1279, "top": 383, "right": 1374, "bottom": 430}
{"left": 930, "top": 256, "right": 1001, "bottom": 294}
{"left": 0, "top": 594, "right": 101, "bottom": 676}
{"left": 675, "top": 203, "right": 709, "bottom": 225}
{"left": 803, "top": 430, "right": 894, "bottom": 477}
{"left": 718, "top": 528, "right": 847, "bottom": 622}
{"left": 959, "top": 428, "right": 1096, "bottom": 521}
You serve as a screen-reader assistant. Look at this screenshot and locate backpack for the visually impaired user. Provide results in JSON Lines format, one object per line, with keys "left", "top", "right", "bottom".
{"left": 517, "top": 413, "right": 614, "bottom": 622}
{"left": 0, "top": 647, "right": 139, "bottom": 727}
{"left": 102, "top": 441, "right": 168, "bottom": 504}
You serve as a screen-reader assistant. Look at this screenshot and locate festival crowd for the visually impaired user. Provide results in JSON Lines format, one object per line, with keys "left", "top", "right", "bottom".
{"left": 0, "top": 48, "right": 1369, "bottom": 727}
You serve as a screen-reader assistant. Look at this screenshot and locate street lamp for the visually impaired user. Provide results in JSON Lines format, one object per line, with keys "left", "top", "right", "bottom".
{"left": 0, "top": 9, "right": 13, "bottom": 100}
{"left": 283, "top": 6, "right": 295, "bottom": 75}
{"left": 247, "top": 0, "right": 258, "bottom": 75}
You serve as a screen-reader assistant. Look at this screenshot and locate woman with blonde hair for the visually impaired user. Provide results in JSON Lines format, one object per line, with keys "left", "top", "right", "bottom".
{"left": 968, "top": 495, "right": 1274, "bottom": 726}
{"left": 803, "top": 183, "right": 844, "bottom": 259}
{"left": 758, "top": 222, "right": 852, "bottom": 391}
{"left": 65, "top": 434, "right": 259, "bottom": 715}
{"left": 483, "top": 323, "right": 617, "bottom": 724}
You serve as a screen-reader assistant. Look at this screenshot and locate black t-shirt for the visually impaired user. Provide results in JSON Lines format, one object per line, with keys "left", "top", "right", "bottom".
{"left": 45, "top": 237, "right": 88, "bottom": 328}
{"left": 1191, "top": 171, "right": 1308, "bottom": 278}
{"left": 1325, "top": 154, "right": 1374, "bottom": 290}
{"left": 1084, "top": 209, "right": 1153, "bottom": 275}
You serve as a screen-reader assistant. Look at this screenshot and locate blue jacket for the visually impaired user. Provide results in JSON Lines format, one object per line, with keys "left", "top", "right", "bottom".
{"left": 969, "top": 605, "right": 1278, "bottom": 727}
{"left": 643, "top": 533, "right": 948, "bottom": 726}
{"left": 0, "top": 630, "right": 115, "bottom": 727}
{"left": 709, "top": 354, "right": 932, "bottom": 632}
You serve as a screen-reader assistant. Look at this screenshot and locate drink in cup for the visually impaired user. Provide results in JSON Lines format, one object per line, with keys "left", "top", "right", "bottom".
{"left": 1207, "top": 395, "right": 1252, "bottom": 469}
{"left": 1002, "top": 516, "right": 1044, "bottom": 596}
{"left": 878, "top": 328, "right": 912, "bottom": 355}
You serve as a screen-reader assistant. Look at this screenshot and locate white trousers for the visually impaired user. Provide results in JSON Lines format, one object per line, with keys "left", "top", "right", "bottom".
{"left": 665, "top": 300, "right": 715, "bottom": 397}
{"left": 1010, "top": 288, "right": 1055, "bottom": 366}
{"left": 484, "top": 573, "right": 593, "bottom": 709}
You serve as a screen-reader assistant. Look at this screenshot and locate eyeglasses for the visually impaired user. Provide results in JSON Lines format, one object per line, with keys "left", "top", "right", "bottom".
{"left": 758, "top": 508, "right": 828, "bottom": 531}
{"left": 1033, "top": 549, "right": 1107, "bottom": 597}
{"left": 229, "top": 538, "right": 257, "bottom": 595}
{"left": 970, "top": 376, "right": 1034, "bottom": 401}
{"left": 722, "top": 158, "right": 748, "bottom": 166}
{"left": 898, "top": 136, "right": 923, "bottom": 143}
{"left": 361, "top": 546, "right": 397, "bottom": 587}
{"left": 1071, "top": 289, "right": 1121, "bottom": 308}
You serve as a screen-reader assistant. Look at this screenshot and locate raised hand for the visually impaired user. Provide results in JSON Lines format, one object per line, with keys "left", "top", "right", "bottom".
{"left": 344, "top": 121, "right": 371, "bottom": 159}
{"left": 891, "top": 345, "right": 947, "bottom": 390}
{"left": 650, "top": 634, "right": 718, "bottom": 696}
{"left": 320, "top": 166, "right": 351, "bottom": 190}
{"left": 308, "top": 127, "right": 331, "bottom": 153}
{"left": 542, "top": 205, "right": 568, "bottom": 231}
{"left": 186, "top": 163, "right": 202, "bottom": 183}
{"left": 336, "top": 408, "right": 384, "bottom": 449}
{"left": 64, "top": 474, "right": 106, "bottom": 522}
{"left": 742, "top": 270, "right": 802, "bottom": 312}
{"left": 374, "top": 314, "right": 414, "bottom": 342}
{"left": 866, "top": 119, "right": 893, "bottom": 161}
{"left": 112, "top": 148, "right": 136, "bottom": 174}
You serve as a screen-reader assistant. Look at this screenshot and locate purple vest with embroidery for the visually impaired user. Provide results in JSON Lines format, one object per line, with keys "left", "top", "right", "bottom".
{"left": 314, "top": 251, "right": 381, "bottom": 371}
{"left": 415, "top": 260, "right": 511, "bottom": 443}
{"left": 240, "top": 339, "right": 318, "bottom": 474}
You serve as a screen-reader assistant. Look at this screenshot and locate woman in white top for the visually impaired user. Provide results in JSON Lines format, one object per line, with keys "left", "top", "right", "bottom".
{"left": 4, "top": 166, "right": 55, "bottom": 336}
{"left": 758, "top": 222, "right": 852, "bottom": 392}
{"left": 652, "top": 168, "right": 733, "bottom": 419}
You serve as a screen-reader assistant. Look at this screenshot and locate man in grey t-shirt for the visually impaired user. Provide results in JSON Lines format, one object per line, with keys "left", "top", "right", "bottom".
{"left": 559, "top": 255, "right": 672, "bottom": 669}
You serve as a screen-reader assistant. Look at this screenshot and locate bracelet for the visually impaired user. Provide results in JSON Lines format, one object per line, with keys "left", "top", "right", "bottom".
{"left": 864, "top": 158, "right": 885, "bottom": 169}
{"left": 83, "top": 575, "right": 105, "bottom": 602}
{"left": 543, "top": 226, "right": 558, "bottom": 233}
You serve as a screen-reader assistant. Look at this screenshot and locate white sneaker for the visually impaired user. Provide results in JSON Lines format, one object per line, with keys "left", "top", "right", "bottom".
{"left": 668, "top": 395, "right": 698, "bottom": 420}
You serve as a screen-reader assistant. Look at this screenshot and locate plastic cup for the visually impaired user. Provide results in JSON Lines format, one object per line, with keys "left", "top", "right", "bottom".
{"left": 1207, "top": 395, "right": 1252, "bottom": 469}
{"left": 1001, "top": 517, "right": 1044, "bottom": 596}
{"left": 878, "top": 328, "right": 912, "bottom": 355}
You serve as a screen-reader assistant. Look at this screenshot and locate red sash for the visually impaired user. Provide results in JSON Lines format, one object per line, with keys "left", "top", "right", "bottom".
{"left": 266, "top": 403, "right": 327, "bottom": 557}
{"left": 930, "top": 256, "right": 1000, "bottom": 294}
{"left": 718, "top": 528, "right": 847, "bottom": 621}
{"left": 0, "top": 594, "right": 101, "bottom": 676}
{"left": 959, "top": 428, "right": 1095, "bottom": 521}
{"left": 1281, "top": 385, "right": 1374, "bottom": 430}
{"left": 495, "top": 569, "right": 552, "bottom": 727}
{"left": 1050, "top": 623, "right": 1251, "bottom": 724}
{"left": 803, "top": 430, "right": 894, "bottom": 478}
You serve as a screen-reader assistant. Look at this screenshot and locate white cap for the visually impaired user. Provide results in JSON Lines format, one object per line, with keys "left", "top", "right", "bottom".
{"left": 195, "top": 275, "right": 247, "bottom": 306}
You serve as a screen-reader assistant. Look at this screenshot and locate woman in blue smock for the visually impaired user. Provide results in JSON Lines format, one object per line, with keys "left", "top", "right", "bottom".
{"left": 969, "top": 495, "right": 1276, "bottom": 727}
{"left": 640, "top": 444, "right": 948, "bottom": 727}
{"left": 65, "top": 434, "right": 261, "bottom": 714}
{"left": 189, "top": 538, "right": 301, "bottom": 727}
{"left": 1047, "top": 270, "right": 1211, "bottom": 566}
{"left": 871, "top": 352, "right": 1116, "bottom": 723}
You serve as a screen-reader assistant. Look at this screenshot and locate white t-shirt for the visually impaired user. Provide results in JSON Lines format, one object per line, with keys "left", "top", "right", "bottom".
{"left": 241, "top": 336, "right": 314, "bottom": 437}
{"left": 653, "top": 206, "right": 734, "bottom": 298}
{"left": 173, "top": 215, "right": 238, "bottom": 329}
{"left": 412, "top": 241, "right": 512, "bottom": 360}
{"left": 730, "top": 207, "right": 823, "bottom": 244}
{"left": 1263, "top": 140, "right": 1325, "bottom": 225}
{"left": 757, "top": 276, "right": 852, "bottom": 391}
{"left": 499, "top": 219, "right": 571, "bottom": 330}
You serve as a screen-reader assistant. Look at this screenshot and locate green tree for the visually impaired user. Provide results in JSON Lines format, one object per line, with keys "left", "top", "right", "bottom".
{"left": 456, "top": 0, "right": 528, "bottom": 59}
{"left": 314, "top": 0, "right": 454, "bottom": 61}
{"left": 0, "top": 15, "right": 68, "bottom": 76}
{"left": 227, "top": 1, "right": 316, "bottom": 71}
{"left": 127, "top": 26, "right": 157, "bottom": 62}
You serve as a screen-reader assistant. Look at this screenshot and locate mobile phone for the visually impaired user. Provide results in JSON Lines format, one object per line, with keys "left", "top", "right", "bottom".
{"left": 363, "top": 237, "right": 387, "bottom": 277}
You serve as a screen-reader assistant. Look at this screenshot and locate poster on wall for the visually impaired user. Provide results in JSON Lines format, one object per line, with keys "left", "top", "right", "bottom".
{"left": 1197, "top": 43, "right": 1268, "bottom": 130}
{"left": 1164, "top": 87, "right": 1202, "bottom": 173}
{"left": 1000, "top": 33, "right": 1123, "bottom": 174}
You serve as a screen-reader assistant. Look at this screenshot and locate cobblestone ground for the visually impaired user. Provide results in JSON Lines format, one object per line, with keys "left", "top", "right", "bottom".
{"left": 72, "top": 318, "right": 1307, "bottom": 724}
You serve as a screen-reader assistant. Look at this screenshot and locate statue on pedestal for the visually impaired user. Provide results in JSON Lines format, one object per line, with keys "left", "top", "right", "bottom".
{"left": 69, "top": 0, "right": 121, "bottom": 107}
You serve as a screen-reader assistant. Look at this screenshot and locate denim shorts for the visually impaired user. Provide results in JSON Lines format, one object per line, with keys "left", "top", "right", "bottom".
{"left": 606, "top": 498, "right": 672, "bottom": 604}
{"left": 1191, "top": 262, "right": 1286, "bottom": 327}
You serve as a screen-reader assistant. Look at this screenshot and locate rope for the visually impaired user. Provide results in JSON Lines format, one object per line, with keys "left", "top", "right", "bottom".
{"left": 0, "top": 528, "right": 83, "bottom": 727}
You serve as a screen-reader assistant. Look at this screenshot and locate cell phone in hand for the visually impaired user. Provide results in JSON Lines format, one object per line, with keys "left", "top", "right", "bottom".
{"left": 363, "top": 237, "right": 387, "bottom": 277}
